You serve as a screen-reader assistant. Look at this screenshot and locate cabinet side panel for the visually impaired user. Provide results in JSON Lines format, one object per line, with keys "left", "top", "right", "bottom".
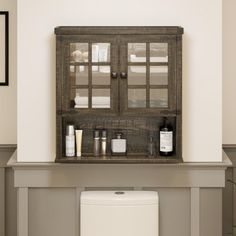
{"left": 176, "top": 35, "right": 182, "bottom": 159}
{"left": 56, "top": 36, "right": 63, "bottom": 159}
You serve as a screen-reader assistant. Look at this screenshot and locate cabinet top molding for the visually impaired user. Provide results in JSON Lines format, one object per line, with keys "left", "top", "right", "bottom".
{"left": 55, "top": 26, "right": 184, "bottom": 35}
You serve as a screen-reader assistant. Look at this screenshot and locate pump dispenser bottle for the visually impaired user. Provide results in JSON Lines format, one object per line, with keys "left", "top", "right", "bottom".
{"left": 65, "top": 125, "right": 75, "bottom": 157}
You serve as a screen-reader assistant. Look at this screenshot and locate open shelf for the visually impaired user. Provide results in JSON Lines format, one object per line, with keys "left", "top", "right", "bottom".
{"left": 56, "top": 155, "right": 182, "bottom": 164}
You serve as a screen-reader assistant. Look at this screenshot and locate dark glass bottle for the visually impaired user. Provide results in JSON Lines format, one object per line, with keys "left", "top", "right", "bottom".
{"left": 159, "top": 117, "right": 174, "bottom": 156}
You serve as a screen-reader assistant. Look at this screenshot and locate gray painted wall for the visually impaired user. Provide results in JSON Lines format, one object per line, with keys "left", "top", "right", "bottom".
{"left": 223, "top": 147, "right": 236, "bottom": 236}
{"left": 0, "top": 146, "right": 17, "bottom": 236}
{"left": 11, "top": 156, "right": 229, "bottom": 236}
{"left": 21, "top": 186, "right": 222, "bottom": 236}
{"left": 0, "top": 147, "right": 232, "bottom": 236}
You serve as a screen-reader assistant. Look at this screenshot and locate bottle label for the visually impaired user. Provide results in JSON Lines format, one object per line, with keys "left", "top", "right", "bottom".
{"left": 160, "top": 131, "right": 173, "bottom": 152}
{"left": 66, "top": 136, "right": 75, "bottom": 156}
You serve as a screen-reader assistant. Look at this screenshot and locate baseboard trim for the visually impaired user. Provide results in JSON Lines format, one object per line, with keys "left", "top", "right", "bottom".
{"left": 0, "top": 145, "right": 17, "bottom": 167}
{"left": 0, "top": 144, "right": 17, "bottom": 151}
{"left": 222, "top": 144, "right": 236, "bottom": 149}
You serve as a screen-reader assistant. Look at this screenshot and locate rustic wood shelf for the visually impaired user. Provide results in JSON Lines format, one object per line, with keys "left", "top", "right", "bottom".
{"left": 56, "top": 155, "right": 182, "bottom": 164}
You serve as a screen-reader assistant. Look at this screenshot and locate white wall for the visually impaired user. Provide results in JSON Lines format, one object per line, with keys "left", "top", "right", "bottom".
{"left": 0, "top": 0, "right": 17, "bottom": 144}
{"left": 223, "top": 0, "right": 236, "bottom": 144}
{"left": 17, "top": 0, "right": 222, "bottom": 162}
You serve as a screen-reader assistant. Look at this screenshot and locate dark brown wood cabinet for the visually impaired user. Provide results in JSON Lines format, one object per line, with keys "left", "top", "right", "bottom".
{"left": 55, "top": 26, "right": 183, "bottom": 163}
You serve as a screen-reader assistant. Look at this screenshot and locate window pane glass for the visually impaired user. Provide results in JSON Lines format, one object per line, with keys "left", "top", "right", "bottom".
{"left": 70, "top": 43, "right": 88, "bottom": 63}
{"left": 70, "top": 66, "right": 88, "bottom": 86}
{"left": 150, "top": 66, "right": 168, "bottom": 85}
{"left": 150, "top": 43, "right": 168, "bottom": 62}
{"left": 128, "top": 43, "right": 146, "bottom": 62}
{"left": 150, "top": 89, "right": 168, "bottom": 108}
{"left": 92, "top": 43, "right": 110, "bottom": 62}
{"left": 92, "top": 89, "right": 110, "bottom": 108}
{"left": 128, "top": 66, "right": 146, "bottom": 85}
{"left": 128, "top": 89, "right": 146, "bottom": 108}
{"left": 92, "top": 66, "right": 110, "bottom": 85}
{"left": 73, "top": 89, "right": 89, "bottom": 108}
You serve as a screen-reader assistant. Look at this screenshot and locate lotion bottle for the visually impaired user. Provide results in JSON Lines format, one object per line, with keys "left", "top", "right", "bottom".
{"left": 65, "top": 125, "right": 75, "bottom": 157}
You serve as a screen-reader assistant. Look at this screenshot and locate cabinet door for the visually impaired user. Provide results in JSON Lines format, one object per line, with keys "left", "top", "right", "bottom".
{"left": 62, "top": 35, "right": 118, "bottom": 115}
{"left": 119, "top": 35, "right": 177, "bottom": 115}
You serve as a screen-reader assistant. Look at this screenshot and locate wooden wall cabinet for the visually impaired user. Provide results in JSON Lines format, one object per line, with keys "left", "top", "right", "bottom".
{"left": 55, "top": 26, "right": 183, "bottom": 163}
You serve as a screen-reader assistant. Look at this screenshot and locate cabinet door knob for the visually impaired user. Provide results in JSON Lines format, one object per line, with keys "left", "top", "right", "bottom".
{"left": 111, "top": 72, "right": 118, "bottom": 79}
{"left": 120, "top": 72, "right": 127, "bottom": 79}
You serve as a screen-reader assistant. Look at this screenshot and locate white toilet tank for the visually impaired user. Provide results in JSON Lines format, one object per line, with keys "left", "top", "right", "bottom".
{"left": 81, "top": 191, "right": 159, "bottom": 236}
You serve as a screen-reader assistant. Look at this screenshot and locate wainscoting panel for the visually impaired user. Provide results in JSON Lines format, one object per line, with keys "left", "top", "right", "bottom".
{"left": 26, "top": 187, "right": 190, "bottom": 236}
{"left": 200, "top": 188, "right": 222, "bottom": 236}
{"left": 9, "top": 151, "right": 231, "bottom": 236}
{"left": 144, "top": 187, "right": 190, "bottom": 236}
{"left": 28, "top": 188, "right": 76, "bottom": 236}
{"left": 0, "top": 145, "right": 17, "bottom": 236}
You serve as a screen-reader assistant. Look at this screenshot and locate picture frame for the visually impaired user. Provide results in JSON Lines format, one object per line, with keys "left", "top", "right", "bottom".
{"left": 0, "top": 11, "right": 9, "bottom": 86}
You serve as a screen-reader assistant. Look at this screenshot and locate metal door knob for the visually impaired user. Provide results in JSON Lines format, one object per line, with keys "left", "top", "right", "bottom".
{"left": 111, "top": 72, "right": 118, "bottom": 79}
{"left": 120, "top": 72, "right": 127, "bottom": 79}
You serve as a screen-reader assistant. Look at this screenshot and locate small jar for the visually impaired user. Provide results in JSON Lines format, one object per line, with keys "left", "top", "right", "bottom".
{"left": 111, "top": 133, "right": 126, "bottom": 155}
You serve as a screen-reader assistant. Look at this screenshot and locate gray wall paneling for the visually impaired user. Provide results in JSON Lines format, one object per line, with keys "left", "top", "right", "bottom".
{"left": 200, "top": 188, "right": 222, "bottom": 236}
{"left": 0, "top": 167, "right": 4, "bottom": 236}
{"left": 223, "top": 147, "right": 236, "bottom": 236}
{"left": 5, "top": 168, "right": 17, "bottom": 236}
{"left": 0, "top": 145, "right": 17, "bottom": 236}
{"left": 9, "top": 153, "right": 230, "bottom": 236}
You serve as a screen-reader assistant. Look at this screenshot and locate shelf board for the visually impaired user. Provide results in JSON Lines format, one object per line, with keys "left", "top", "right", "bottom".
{"left": 55, "top": 155, "right": 182, "bottom": 164}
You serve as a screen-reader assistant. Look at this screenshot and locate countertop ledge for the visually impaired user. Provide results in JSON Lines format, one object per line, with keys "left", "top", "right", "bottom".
{"left": 7, "top": 150, "right": 232, "bottom": 169}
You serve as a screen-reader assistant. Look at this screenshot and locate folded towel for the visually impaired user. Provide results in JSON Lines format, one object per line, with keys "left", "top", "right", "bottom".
{"left": 74, "top": 96, "right": 110, "bottom": 108}
{"left": 71, "top": 50, "right": 88, "bottom": 62}
{"left": 91, "top": 97, "right": 110, "bottom": 105}
{"left": 74, "top": 96, "right": 88, "bottom": 107}
{"left": 74, "top": 105, "right": 88, "bottom": 108}
{"left": 74, "top": 104, "right": 110, "bottom": 108}
{"left": 129, "top": 55, "right": 168, "bottom": 63}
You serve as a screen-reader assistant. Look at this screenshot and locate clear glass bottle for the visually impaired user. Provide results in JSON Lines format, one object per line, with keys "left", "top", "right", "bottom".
{"left": 147, "top": 136, "right": 155, "bottom": 157}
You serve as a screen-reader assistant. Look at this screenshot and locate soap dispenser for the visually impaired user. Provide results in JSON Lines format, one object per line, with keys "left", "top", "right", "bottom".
{"left": 111, "top": 132, "right": 127, "bottom": 155}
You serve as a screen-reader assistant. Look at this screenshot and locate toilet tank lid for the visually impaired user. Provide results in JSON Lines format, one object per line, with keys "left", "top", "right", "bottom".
{"left": 81, "top": 191, "right": 159, "bottom": 205}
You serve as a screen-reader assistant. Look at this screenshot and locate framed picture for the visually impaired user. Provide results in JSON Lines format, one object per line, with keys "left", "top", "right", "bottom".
{"left": 0, "top": 11, "right": 9, "bottom": 86}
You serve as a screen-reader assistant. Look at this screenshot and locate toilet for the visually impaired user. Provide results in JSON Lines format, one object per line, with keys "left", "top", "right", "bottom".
{"left": 80, "top": 191, "right": 159, "bottom": 236}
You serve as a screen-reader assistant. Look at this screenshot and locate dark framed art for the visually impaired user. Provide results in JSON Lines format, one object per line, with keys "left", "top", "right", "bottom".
{"left": 0, "top": 11, "right": 9, "bottom": 86}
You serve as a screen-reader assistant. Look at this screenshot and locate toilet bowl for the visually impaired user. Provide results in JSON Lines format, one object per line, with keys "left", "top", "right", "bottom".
{"left": 80, "top": 191, "right": 159, "bottom": 236}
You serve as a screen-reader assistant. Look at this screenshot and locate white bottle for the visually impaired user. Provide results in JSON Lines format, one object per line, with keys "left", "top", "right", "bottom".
{"left": 65, "top": 125, "right": 75, "bottom": 157}
{"left": 111, "top": 133, "right": 126, "bottom": 155}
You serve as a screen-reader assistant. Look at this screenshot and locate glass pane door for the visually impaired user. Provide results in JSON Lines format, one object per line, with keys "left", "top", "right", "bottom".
{"left": 67, "top": 36, "right": 118, "bottom": 113}
{"left": 120, "top": 36, "right": 176, "bottom": 114}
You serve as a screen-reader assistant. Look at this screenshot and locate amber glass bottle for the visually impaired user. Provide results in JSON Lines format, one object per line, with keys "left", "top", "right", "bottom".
{"left": 159, "top": 118, "right": 173, "bottom": 156}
